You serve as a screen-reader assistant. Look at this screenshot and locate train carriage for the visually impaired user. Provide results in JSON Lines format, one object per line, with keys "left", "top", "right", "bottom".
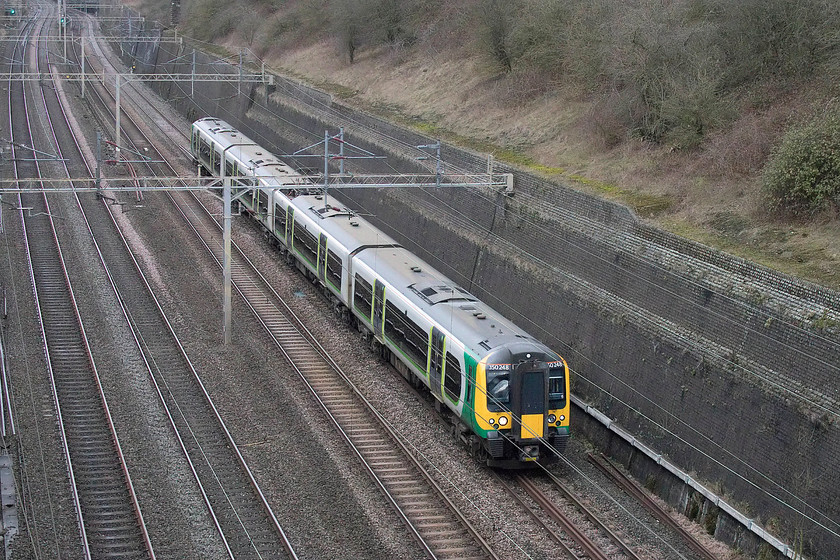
{"left": 190, "top": 117, "right": 570, "bottom": 467}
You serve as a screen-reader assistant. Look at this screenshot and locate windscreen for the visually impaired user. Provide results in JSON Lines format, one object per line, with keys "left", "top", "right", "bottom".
{"left": 548, "top": 363, "right": 567, "bottom": 408}
{"left": 486, "top": 369, "right": 510, "bottom": 412}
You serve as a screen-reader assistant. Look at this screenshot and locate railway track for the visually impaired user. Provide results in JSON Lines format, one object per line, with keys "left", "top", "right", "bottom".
{"left": 34, "top": 13, "right": 301, "bottom": 559}
{"left": 56, "top": 12, "right": 722, "bottom": 560}
{"left": 588, "top": 453, "right": 719, "bottom": 560}
{"left": 57, "top": 16, "right": 502, "bottom": 557}
{"left": 8, "top": 9, "right": 154, "bottom": 558}
{"left": 493, "top": 468, "right": 652, "bottom": 560}
{"left": 87, "top": 195, "right": 300, "bottom": 560}
{"left": 167, "top": 186, "right": 498, "bottom": 559}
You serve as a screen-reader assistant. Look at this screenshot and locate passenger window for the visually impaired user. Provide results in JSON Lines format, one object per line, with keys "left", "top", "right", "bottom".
{"left": 444, "top": 352, "right": 462, "bottom": 402}
{"left": 293, "top": 222, "right": 317, "bottom": 266}
{"left": 383, "top": 301, "right": 427, "bottom": 370}
{"left": 354, "top": 274, "right": 373, "bottom": 319}
{"left": 327, "top": 250, "right": 342, "bottom": 288}
{"left": 274, "top": 203, "right": 286, "bottom": 238}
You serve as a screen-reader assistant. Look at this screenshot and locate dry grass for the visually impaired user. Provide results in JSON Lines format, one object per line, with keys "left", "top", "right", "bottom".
{"left": 274, "top": 39, "right": 840, "bottom": 289}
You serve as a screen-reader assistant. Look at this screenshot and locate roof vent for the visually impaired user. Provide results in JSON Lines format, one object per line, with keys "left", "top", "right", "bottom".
{"left": 350, "top": 221, "right": 359, "bottom": 227}
{"left": 475, "top": 313, "right": 487, "bottom": 320}
{"left": 411, "top": 266, "right": 421, "bottom": 273}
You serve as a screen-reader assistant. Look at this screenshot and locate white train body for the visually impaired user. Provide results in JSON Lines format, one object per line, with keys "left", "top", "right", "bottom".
{"left": 191, "top": 117, "right": 571, "bottom": 466}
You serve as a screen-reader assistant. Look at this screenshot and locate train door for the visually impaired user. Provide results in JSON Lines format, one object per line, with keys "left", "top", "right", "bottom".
{"left": 510, "top": 361, "right": 549, "bottom": 441}
{"left": 286, "top": 207, "right": 295, "bottom": 247}
{"left": 429, "top": 327, "right": 444, "bottom": 399}
{"left": 317, "top": 234, "right": 327, "bottom": 282}
{"left": 373, "top": 280, "right": 385, "bottom": 339}
{"left": 267, "top": 190, "right": 275, "bottom": 232}
{"left": 273, "top": 202, "right": 285, "bottom": 242}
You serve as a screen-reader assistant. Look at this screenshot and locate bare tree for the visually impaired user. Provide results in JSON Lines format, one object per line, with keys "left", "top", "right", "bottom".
{"left": 478, "top": 0, "right": 515, "bottom": 72}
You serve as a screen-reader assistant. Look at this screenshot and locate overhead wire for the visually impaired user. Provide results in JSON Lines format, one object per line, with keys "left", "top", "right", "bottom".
{"left": 180, "top": 56, "right": 840, "bottom": 533}
{"left": 342, "top": 187, "right": 840, "bottom": 533}
{"left": 189, "top": 115, "right": 689, "bottom": 555}
{"left": 122, "top": 26, "right": 839, "bottom": 546}
{"left": 403, "top": 184, "right": 839, "bottom": 415}
{"left": 209, "top": 60, "right": 840, "bottom": 379}
{"left": 234, "top": 53, "right": 839, "bottom": 356}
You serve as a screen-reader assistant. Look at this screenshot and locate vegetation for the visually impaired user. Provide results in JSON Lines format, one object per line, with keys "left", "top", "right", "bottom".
{"left": 327, "top": 0, "right": 438, "bottom": 62}
{"left": 763, "top": 103, "right": 840, "bottom": 216}
{"left": 173, "top": 0, "right": 840, "bottom": 152}
{"left": 473, "top": 0, "right": 840, "bottom": 148}
{"left": 124, "top": 0, "right": 840, "bottom": 287}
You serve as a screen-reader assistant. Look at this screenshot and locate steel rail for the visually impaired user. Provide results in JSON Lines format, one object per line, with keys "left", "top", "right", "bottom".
{"left": 72, "top": 21, "right": 492, "bottom": 558}
{"left": 80, "top": 28, "right": 499, "bottom": 556}
{"left": 169, "top": 188, "right": 497, "bottom": 560}
{"left": 42, "top": 49, "right": 159, "bottom": 560}
{"left": 490, "top": 471, "right": 579, "bottom": 559}
{"left": 517, "top": 475, "right": 612, "bottom": 560}
{"left": 64, "top": 18, "right": 300, "bottom": 559}
{"left": 542, "top": 468, "right": 643, "bottom": 560}
{"left": 16, "top": 11, "right": 156, "bottom": 558}
{"left": 587, "top": 453, "right": 719, "bottom": 560}
{"left": 8, "top": 12, "right": 90, "bottom": 557}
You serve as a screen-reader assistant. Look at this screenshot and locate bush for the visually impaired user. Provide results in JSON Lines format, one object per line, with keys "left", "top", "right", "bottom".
{"left": 183, "top": 0, "right": 241, "bottom": 41}
{"left": 711, "top": 0, "right": 840, "bottom": 88}
{"left": 476, "top": 0, "right": 517, "bottom": 72}
{"left": 477, "top": 0, "right": 611, "bottom": 82}
{"left": 331, "top": 0, "right": 426, "bottom": 62}
{"left": 606, "top": 2, "right": 729, "bottom": 145}
{"left": 763, "top": 105, "right": 840, "bottom": 216}
{"left": 505, "top": 1, "right": 571, "bottom": 73}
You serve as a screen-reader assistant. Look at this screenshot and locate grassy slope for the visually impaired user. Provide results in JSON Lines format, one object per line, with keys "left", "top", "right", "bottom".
{"left": 136, "top": 0, "right": 840, "bottom": 289}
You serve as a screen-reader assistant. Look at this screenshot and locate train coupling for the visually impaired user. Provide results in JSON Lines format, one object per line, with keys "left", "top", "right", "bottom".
{"left": 519, "top": 445, "right": 540, "bottom": 462}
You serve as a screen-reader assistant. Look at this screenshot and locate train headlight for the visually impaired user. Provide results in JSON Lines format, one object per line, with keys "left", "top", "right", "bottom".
{"left": 547, "top": 414, "right": 556, "bottom": 424}
{"left": 559, "top": 415, "right": 566, "bottom": 422}
{"left": 498, "top": 416, "right": 508, "bottom": 426}
{"left": 489, "top": 418, "right": 495, "bottom": 425}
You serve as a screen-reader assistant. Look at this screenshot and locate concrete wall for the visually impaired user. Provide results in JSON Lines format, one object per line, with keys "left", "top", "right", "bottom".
{"left": 109, "top": 15, "right": 839, "bottom": 558}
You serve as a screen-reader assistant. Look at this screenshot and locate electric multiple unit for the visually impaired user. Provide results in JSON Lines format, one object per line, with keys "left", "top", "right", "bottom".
{"left": 192, "top": 117, "right": 570, "bottom": 466}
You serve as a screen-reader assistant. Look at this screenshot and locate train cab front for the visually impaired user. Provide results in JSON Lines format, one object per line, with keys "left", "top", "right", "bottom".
{"left": 476, "top": 347, "right": 570, "bottom": 468}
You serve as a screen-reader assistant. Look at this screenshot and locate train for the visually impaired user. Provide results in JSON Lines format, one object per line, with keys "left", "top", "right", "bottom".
{"left": 190, "top": 117, "right": 570, "bottom": 467}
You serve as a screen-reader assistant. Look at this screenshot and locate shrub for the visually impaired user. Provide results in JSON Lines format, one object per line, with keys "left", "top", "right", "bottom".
{"left": 711, "top": 0, "right": 840, "bottom": 88}
{"left": 479, "top": 0, "right": 611, "bottom": 83}
{"left": 331, "top": 0, "right": 425, "bottom": 62}
{"left": 476, "top": 0, "right": 516, "bottom": 72}
{"left": 505, "top": 1, "right": 570, "bottom": 73}
{"left": 763, "top": 105, "right": 840, "bottom": 216}
{"left": 183, "top": 0, "right": 241, "bottom": 41}
{"left": 606, "top": 3, "right": 729, "bottom": 145}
